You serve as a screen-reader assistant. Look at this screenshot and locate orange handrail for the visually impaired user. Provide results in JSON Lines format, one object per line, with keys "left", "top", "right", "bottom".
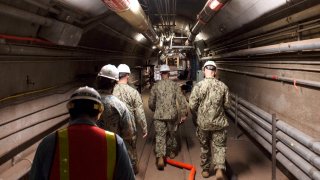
{"left": 164, "top": 158, "right": 196, "bottom": 180}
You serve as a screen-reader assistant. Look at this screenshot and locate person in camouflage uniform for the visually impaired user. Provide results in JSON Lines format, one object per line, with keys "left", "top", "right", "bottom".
{"left": 96, "top": 64, "right": 135, "bottom": 142}
{"left": 148, "top": 64, "right": 188, "bottom": 170}
{"left": 113, "top": 64, "right": 148, "bottom": 174}
{"left": 189, "top": 61, "right": 230, "bottom": 179}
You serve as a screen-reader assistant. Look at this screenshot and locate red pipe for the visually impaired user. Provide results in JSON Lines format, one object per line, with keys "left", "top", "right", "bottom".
{"left": 102, "top": 0, "right": 130, "bottom": 12}
{"left": 165, "top": 158, "right": 196, "bottom": 180}
{"left": 0, "top": 34, "right": 52, "bottom": 44}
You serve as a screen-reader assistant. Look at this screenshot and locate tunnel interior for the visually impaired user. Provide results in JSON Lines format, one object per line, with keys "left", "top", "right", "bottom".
{"left": 0, "top": 0, "right": 320, "bottom": 179}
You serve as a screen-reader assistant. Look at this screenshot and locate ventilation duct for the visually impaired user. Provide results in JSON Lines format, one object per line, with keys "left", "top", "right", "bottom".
{"left": 0, "top": 3, "right": 83, "bottom": 46}
{"left": 102, "top": 0, "right": 159, "bottom": 45}
{"left": 55, "top": 0, "right": 107, "bottom": 16}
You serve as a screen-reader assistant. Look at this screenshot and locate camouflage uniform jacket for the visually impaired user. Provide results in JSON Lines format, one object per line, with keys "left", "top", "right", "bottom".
{"left": 113, "top": 84, "right": 148, "bottom": 134}
{"left": 97, "top": 92, "right": 136, "bottom": 140}
{"left": 148, "top": 79, "right": 188, "bottom": 121}
{"left": 189, "top": 77, "right": 230, "bottom": 130}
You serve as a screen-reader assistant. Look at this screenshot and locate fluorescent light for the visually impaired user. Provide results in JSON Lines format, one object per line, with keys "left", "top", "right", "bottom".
{"left": 57, "top": 0, "right": 106, "bottom": 15}
{"left": 134, "top": 33, "right": 144, "bottom": 42}
{"left": 209, "top": 0, "right": 221, "bottom": 10}
{"left": 152, "top": 46, "right": 156, "bottom": 49}
{"left": 130, "top": 0, "right": 140, "bottom": 13}
{"left": 159, "top": 39, "right": 163, "bottom": 47}
{"left": 195, "top": 33, "right": 208, "bottom": 41}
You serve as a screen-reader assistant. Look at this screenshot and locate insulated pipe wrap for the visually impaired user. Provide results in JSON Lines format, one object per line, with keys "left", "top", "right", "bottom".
{"left": 213, "top": 38, "right": 320, "bottom": 58}
{"left": 102, "top": 0, "right": 159, "bottom": 44}
{"left": 187, "top": 0, "right": 228, "bottom": 43}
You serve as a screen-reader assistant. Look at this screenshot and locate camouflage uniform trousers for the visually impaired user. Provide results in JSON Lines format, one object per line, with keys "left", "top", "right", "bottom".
{"left": 196, "top": 127, "right": 227, "bottom": 171}
{"left": 124, "top": 135, "right": 138, "bottom": 167}
{"left": 154, "top": 120, "right": 178, "bottom": 157}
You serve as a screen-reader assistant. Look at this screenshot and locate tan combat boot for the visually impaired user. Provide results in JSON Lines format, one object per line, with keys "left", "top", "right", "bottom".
{"left": 201, "top": 170, "right": 210, "bottom": 178}
{"left": 156, "top": 157, "right": 165, "bottom": 170}
{"left": 215, "top": 169, "right": 226, "bottom": 180}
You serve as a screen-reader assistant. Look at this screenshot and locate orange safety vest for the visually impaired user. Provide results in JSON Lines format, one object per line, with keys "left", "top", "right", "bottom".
{"left": 49, "top": 124, "right": 116, "bottom": 180}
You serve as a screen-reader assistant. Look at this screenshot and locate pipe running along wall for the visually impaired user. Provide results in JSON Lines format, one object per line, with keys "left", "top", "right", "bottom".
{"left": 228, "top": 94, "right": 320, "bottom": 179}
{"left": 207, "top": 4, "right": 320, "bottom": 50}
{"left": 0, "top": 43, "right": 143, "bottom": 58}
{"left": 212, "top": 37, "right": 320, "bottom": 59}
{"left": 186, "top": 0, "right": 228, "bottom": 44}
{"left": 217, "top": 67, "right": 320, "bottom": 89}
{"left": 102, "top": 0, "right": 159, "bottom": 45}
{"left": 228, "top": 109, "right": 312, "bottom": 180}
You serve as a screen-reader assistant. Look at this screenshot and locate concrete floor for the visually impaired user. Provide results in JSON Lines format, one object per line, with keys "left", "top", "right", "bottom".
{"left": 134, "top": 90, "right": 289, "bottom": 180}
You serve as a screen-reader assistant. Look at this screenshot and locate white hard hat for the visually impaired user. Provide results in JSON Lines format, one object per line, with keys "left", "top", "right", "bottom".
{"left": 118, "top": 64, "right": 131, "bottom": 74}
{"left": 160, "top": 64, "right": 170, "bottom": 72}
{"left": 98, "top": 64, "right": 119, "bottom": 81}
{"left": 67, "top": 86, "right": 104, "bottom": 112}
{"left": 203, "top": 61, "right": 216, "bottom": 69}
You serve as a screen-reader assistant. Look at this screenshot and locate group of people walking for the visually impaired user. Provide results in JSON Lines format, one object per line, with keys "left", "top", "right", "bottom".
{"left": 30, "top": 60, "right": 230, "bottom": 180}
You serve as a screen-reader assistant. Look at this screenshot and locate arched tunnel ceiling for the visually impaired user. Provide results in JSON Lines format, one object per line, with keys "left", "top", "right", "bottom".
{"left": 75, "top": 0, "right": 311, "bottom": 49}
{"left": 0, "top": 0, "right": 318, "bottom": 54}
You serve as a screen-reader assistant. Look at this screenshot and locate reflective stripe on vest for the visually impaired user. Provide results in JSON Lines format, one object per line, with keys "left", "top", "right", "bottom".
{"left": 57, "top": 127, "right": 116, "bottom": 180}
{"left": 105, "top": 131, "right": 116, "bottom": 180}
{"left": 58, "top": 129, "right": 69, "bottom": 180}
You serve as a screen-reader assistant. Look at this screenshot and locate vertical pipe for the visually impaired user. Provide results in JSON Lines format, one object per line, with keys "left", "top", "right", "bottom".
{"left": 234, "top": 94, "right": 239, "bottom": 139}
{"left": 272, "top": 114, "right": 277, "bottom": 180}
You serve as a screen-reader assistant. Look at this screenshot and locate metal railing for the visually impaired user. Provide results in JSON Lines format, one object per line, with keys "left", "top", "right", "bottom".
{"left": 228, "top": 93, "right": 320, "bottom": 180}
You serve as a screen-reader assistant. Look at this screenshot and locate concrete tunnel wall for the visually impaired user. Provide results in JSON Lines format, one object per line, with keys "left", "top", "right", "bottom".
{"left": 217, "top": 58, "right": 320, "bottom": 138}
{"left": 0, "top": 54, "right": 148, "bottom": 175}
{"left": 0, "top": 57, "right": 147, "bottom": 100}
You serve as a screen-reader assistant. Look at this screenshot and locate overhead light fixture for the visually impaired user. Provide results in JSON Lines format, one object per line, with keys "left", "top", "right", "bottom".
{"left": 152, "top": 46, "right": 156, "bottom": 49}
{"left": 209, "top": 0, "right": 222, "bottom": 10}
{"left": 58, "top": 0, "right": 106, "bottom": 16}
{"left": 130, "top": 0, "right": 141, "bottom": 13}
{"left": 134, "top": 33, "right": 144, "bottom": 42}
{"left": 196, "top": 33, "right": 208, "bottom": 41}
{"left": 159, "top": 39, "right": 163, "bottom": 47}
